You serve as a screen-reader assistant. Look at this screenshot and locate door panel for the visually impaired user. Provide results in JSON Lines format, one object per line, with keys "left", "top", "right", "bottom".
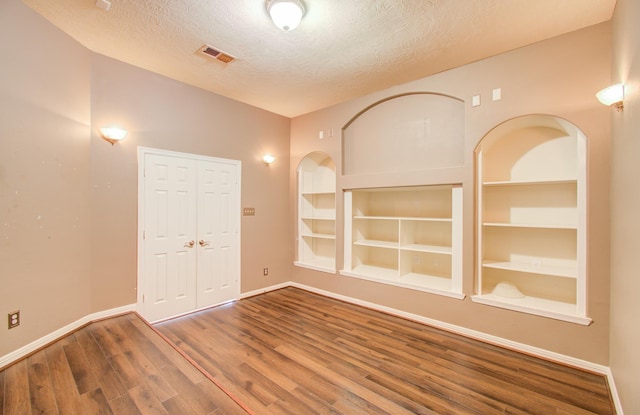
{"left": 152, "top": 253, "right": 168, "bottom": 301}
{"left": 196, "top": 160, "right": 239, "bottom": 307}
{"left": 143, "top": 154, "right": 198, "bottom": 322}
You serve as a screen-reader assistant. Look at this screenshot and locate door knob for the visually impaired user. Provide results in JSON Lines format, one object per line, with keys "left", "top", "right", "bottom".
{"left": 199, "top": 240, "right": 210, "bottom": 247}
{"left": 184, "top": 240, "right": 195, "bottom": 248}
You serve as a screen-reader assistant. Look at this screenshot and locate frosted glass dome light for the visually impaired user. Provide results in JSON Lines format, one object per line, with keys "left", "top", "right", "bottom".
{"left": 263, "top": 154, "right": 276, "bottom": 164}
{"left": 99, "top": 126, "right": 128, "bottom": 145}
{"left": 267, "top": 0, "right": 305, "bottom": 31}
{"left": 596, "top": 83, "right": 624, "bottom": 111}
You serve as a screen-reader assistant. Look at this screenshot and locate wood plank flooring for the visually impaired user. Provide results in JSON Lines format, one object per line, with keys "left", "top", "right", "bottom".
{"left": 0, "top": 313, "right": 249, "bottom": 414}
{"left": 156, "top": 287, "right": 615, "bottom": 415}
{"left": 1, "top": 287, "right": 616, "bottom": 414}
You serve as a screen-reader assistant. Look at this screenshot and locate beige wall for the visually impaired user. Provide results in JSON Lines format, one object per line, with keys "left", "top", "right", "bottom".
{"left": 610, "top": 0, "right": 640, "bottom": 412}
{"left": 0, "top": 0, "right": 93, "bottom": 358}
{"left": 291, "top": 23, "right": 612, "bottom": 364}
{"left": 89, "top": 54, "right": 292, "bottom": 311}
{"left": 0, "top": 0, "right": 291, "bottom": 358}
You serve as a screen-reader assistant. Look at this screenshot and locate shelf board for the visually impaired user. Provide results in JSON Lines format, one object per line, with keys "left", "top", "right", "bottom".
{"left": 294, "top": 259, "right": 336, "bottom": 274}
{"left": 471, "top": 294, "right": 591, "bottom": 325}
{"left": 340, "top": 267, "right": 464, "bottom": 300}
{"left": 482, "top": 260, "right": 577, "bottom": 278}
{"left": 301, "top": 233, "right": 336, "bottom": 240}
{"left": 348, "top": 264, "right": 398, "bottom": 280}
{"left": 482, "top": 179, "right": 577, "bottom": 187}
{"left": 354, "top": 215, "right": 452, "bottom": 222}
{"left": 301, "top": 216, "right": 336, "bottom": 221}
{"left": 354, "top": 239, "right": 399, "bottom": 249}
{"left": 400, "top": 244, "right": 452, "bottom": 255}
{"left": 483, "top": 222, "right": 577, "bottom": 230}
{"left": 301, "top": 191, "right": 335, "bottom": 196}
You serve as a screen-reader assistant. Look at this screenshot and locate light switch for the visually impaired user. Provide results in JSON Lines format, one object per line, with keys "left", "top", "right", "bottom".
{"left": 492, "top": 88, "right": 502, "bottom": 101}
{"left": 472, "top": 95, "right": 481, "bottom": 107}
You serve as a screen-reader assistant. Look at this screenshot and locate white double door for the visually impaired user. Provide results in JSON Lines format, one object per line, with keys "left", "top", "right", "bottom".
{"left": 139, "top": 148, "right": 241, "bottom": 322}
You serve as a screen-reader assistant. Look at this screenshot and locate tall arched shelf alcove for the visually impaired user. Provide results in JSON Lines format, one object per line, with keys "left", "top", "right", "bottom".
{"left": 473, "top": 114, "right": 590, "bottom": 325}
{"left": 340, "top": 93, "right": 465, "bottom": 299}
{"left": 295, "top": 152, "right": 337, "bottom": 273}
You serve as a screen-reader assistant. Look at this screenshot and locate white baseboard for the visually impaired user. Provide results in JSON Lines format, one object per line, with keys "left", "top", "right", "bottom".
{"left": 240, "top": 282, "right": 291, "bottom": 299}
{"left": 285, "top": 282, "right": 624, "bottom": 414}
{"left": 0, "top": 303, "right": 136, "bottom": 369}
{"left": 603, "top": 366, "right": 625, "bottom": 415}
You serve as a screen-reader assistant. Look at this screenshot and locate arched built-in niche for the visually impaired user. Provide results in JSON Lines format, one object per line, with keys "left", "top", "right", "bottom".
{"left": 473, "top": 114, "right": 589, "bottom": 325}
{"left": 342, "top": 93, "right": 465, "bottom": 176}
{"left": 295, "top": 152, "right": 337, "bottom": 273}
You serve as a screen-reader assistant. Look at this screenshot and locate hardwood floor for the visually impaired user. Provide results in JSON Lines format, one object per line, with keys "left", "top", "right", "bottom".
{"left": 156, "top": 287, "right": 615, "bottom": 415}
{"left": 0, "top": 313, "right": 249, "bottom": 414}
{"left": 1, "top": 287, "right": 615, "bottom": 414}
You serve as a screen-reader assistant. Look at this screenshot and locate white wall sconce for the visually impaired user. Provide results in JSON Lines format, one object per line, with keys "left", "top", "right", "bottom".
{"left": 263, "top": 154, "right": 276, "bottom": 165}
{"left": 99, "top": 126, "right": 128, "bottom": 145}
{"left": 596, "top": 83, "right": 624, "bottom": 111}
{"left": 267, "top": 0, "right": 305, "bottom": 31}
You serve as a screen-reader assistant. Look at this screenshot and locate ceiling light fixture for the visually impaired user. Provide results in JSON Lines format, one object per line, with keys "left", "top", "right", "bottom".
{"left": 267, "top": 0, "right": 305, "bottom": 31}
{"left": 596, "top": 83, "right": 624, "bottom": 111}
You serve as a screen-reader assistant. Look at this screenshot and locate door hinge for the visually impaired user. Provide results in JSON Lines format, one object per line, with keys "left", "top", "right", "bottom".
{"left": 143, "top": 231, "right": 146, "bottom": 240}
{"left": 142, "top": 294, "right": 145, "bottom": 303}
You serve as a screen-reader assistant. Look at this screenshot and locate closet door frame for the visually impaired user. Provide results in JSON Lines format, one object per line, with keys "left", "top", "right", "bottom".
{"left": 137, "top": 146, "right": 242, "bottom": 322}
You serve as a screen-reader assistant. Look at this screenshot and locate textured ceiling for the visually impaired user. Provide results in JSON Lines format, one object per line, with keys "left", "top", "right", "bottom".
{"left": 22, "top": 0, "right": 616, "bottom": 117}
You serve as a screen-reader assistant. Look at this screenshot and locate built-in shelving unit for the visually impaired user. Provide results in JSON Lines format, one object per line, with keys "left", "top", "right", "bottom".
{"left": 341, "top": 185, "right": 463, "bottom": 298}
{"left": 473, "top": 116, "right": 590, "bottom": 325}
{"left": 295, "top": 152, "right": 336, "bottom": 272}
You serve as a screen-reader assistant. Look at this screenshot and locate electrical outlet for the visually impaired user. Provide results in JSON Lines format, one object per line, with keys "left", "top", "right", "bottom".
{"left": 263, "top": 268, "right": 269, "bottom": 276}
{"left": 8, "top": 310, "right": 20, "bottom": 329}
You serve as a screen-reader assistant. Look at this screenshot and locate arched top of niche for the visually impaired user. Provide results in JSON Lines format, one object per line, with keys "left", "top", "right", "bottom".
{"left": 342, "top": 92, "right": 465, "bottom": 176}
{"left": 297, "top": 151, "right": 336, "bottom": 194}
{"left": 476, "top": 114, "right": 587, "bottom": 183}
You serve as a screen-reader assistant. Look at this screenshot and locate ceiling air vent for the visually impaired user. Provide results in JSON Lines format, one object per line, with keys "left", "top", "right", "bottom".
{"left": 199, "top": 44, "right": 236, "bottom": 64}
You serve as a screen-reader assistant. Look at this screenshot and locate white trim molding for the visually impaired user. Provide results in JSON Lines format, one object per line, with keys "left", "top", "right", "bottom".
{"left": 603, "top": 367, "right": 625, "bottom": 415}
{"left": 240, "top": 282, "right": 291, "bottom": 299}
{"left": 0, "top": 303, "right": 136, "bottom": 370}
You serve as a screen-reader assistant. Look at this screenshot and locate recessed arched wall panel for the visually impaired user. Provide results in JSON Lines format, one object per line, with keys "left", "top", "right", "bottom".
{"left": 342, "top": 93, "right": 465, "bottom": 176}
